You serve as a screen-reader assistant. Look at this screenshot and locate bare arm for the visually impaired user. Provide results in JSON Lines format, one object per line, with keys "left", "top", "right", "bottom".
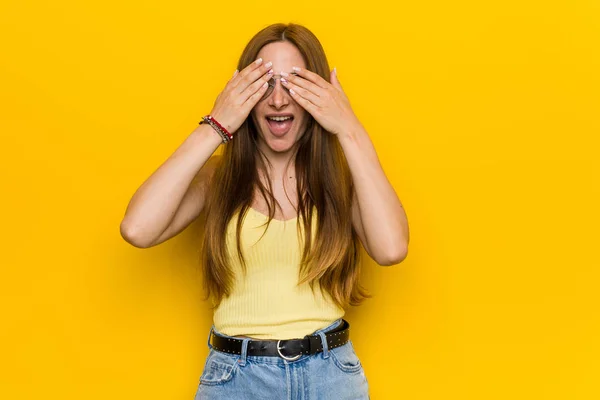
{"left": 120, "top": 57, "right": 275, "bottom": 248}
{"left": 341, "top": 125, "right": 409, "bottom": 266}
{"left": 120, "top": 124, "right": 222, "bottom": 248}
{"left": 280, "top": 66, "right": 409, "bottom": 266}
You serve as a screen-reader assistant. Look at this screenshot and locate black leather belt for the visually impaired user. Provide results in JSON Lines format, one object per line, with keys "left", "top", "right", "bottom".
{"left": 210, "top": 319, "right": 350, "bottom": 360}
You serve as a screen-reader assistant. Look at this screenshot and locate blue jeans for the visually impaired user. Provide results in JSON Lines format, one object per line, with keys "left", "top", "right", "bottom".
{"left": 194, "top": 318, "right": 370, "bottom": 399}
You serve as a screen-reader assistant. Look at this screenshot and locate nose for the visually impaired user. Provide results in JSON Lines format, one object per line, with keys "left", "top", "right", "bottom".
{"left": 268, "top": 77, "right": 290, "bottom": 108}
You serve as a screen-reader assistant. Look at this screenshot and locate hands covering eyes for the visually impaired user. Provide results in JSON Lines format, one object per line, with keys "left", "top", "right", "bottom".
{"left": 260, "top": 72, "right": 299, "bottom": 101}
{"left": 208, "top": 58, "right": 274, "bottom": 134}
{"left": 279, "top": 67, "right": 362, "bottom": 137}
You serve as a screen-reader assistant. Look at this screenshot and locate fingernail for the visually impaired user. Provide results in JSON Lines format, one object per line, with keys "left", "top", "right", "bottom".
{"left": 281, "top": 77, "right": 288, "bottom": 84}
{"left": 334, "top": 67, "right": 337, "bottom": 76}
{"left": 280, "top": 71, "right": 289, "bottom": 77}
{"left": 233, "top": 69, "right": 238, "bottom": 77}
{"left": 264, "top": 61, "right": 272, "bottom": 68}
{"left": 268, "top": 69, "right": 274, "bottom": 75}
{"left": 255, "top": 58, "right": 263, "bottom": 64}
{"left": 292, "top": 66, "right": 301, "bottom": 72}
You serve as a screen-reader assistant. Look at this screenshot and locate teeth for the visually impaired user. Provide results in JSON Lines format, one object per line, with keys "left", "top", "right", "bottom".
{"left": 267, "top": 116, "right": 293, "bottom": 122}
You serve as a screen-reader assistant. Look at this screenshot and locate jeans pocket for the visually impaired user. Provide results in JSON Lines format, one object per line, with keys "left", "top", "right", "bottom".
{"left": 199, "top": 349, "right": 240, "bottom": 386}
{"left": 328, "top": 340, "right": 363, "bottom": 373}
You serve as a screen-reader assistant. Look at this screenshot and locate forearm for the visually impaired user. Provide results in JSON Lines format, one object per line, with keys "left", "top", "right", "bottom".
{"left": 120, "top": 124, "right": 222, "bottom": 244}
{"left": 338, "top": 125, "right": 409, "bottom": 261}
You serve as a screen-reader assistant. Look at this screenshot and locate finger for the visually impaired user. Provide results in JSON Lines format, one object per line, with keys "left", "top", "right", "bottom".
{"left": 288, "top": 86, "right": 319, "bottom": 114}
{"left": 283, "top": 71, "right": 324, "bottom": 97}
{"left": 240, "top": 68, "right": 273, "bottom": 103}
{"left": 225, "top": 69, "right": 239, "bottom": 88}
{"left": 291, "top": 66, "right": 329, "bottom": 89}
{"left": 236, "top": 59, "right": 273, "bottom": 93}
{"left": 243, "top": 80, "right": 270, "bottom": 110}
{"left": 231, "top": 58, "right": 266, "bottom": 88}
{"left": 330, "top": 67, "right": 342, "bottom": 90}
{"left": 281, "top": 78, "right": 321, "bottom": 107}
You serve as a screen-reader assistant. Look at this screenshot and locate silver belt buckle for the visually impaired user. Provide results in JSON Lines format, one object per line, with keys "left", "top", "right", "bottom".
{"left": 276, "top": 340, "right": 302, "bottom": 361}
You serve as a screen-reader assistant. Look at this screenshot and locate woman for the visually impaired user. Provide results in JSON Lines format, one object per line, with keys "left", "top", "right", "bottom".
{"left": 121, "top": 23, "right": 409, "bottom": 399}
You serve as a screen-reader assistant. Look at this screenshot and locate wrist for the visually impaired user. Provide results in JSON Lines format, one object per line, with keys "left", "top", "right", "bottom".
{"left": 193, "top": 122, "right": 226, "bottom": 146}
{"left": 208, "top": 111, "right": 234, "bottom": 134}
{"left": 337, "top": 122, "right": 367, "bottom": 142}
{"left": 200, "top": 114, "right": 233, "bottom": 142}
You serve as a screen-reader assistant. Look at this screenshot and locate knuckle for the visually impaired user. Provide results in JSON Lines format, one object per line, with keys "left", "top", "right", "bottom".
{"left": 239, "top": 69, "right": 250, "bottom": 79}
{"left": 251, "top": 80, "right": 262, "bottom": 91}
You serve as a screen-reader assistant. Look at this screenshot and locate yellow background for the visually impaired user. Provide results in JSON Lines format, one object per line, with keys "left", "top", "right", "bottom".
{"left": 1, "top": 0, "right": 598, "bottom": 399}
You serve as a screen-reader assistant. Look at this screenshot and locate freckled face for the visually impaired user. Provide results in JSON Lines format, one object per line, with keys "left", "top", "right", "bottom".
{"left": 251, "top": 41, "right": 310, "bottom": 154}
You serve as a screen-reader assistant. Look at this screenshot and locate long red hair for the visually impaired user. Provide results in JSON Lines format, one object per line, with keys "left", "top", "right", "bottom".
{"left": 200, "top": 23, "right": 371, "bottom": 310}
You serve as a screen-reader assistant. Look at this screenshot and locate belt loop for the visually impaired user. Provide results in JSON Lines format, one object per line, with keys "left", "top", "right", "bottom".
{"left": 207, "top": 325, "right": 214, "bottom": 350}
{"left": 317, "top": 331, "right": 330, "bottom": 359}
{"left": 239, "top": 338, "right": 250, "bottom": 366}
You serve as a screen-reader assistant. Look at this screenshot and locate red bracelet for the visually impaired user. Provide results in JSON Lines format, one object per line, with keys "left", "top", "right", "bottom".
{"left": 200, "top": 115, "right": 233, "bottom": 142}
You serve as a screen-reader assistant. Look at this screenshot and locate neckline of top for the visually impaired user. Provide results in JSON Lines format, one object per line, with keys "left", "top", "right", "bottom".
{"left": 247, "top": 206, "right": 318, "bottom": 223}
{"left": 248, "top": 206, "right": 299, "bottom": 223}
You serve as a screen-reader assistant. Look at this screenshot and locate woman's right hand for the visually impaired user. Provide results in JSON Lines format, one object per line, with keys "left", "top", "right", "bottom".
{"left": 209, "top": 58, "right": 274, "bottom": 135}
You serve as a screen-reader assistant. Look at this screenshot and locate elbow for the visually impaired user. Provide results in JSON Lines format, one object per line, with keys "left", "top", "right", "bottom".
{"left": 376, "top": 245, "right": 408, "bottom": 266}
{"left": 120, "top": 221, "right": 153, "bottom": 249}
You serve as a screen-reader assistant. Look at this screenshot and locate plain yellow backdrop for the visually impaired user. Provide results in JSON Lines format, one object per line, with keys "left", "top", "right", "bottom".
{"left": 1, "top": 0, "right": 598, "bottom": 399}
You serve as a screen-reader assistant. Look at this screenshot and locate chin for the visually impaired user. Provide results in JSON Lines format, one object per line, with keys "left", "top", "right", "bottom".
{"left": 259, "top": 132, "right": 298, "bottom": 153}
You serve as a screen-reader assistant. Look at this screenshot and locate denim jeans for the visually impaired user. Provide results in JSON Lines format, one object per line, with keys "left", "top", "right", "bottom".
{"left": 194, "top": 318, "right": 370, "bottom": 399}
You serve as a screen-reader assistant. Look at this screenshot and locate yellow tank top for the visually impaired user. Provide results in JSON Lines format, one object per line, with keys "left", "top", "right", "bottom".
{"left": 212, "top": 206, "right": 345, "bottom": 340}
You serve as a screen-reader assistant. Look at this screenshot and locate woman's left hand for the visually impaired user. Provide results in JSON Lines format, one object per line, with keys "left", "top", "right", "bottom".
{"left": 281, "top": 67, "right": 362, "bottom": 137}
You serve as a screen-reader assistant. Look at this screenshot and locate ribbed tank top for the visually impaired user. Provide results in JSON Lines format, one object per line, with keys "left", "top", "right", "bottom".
{"left": 212, "top": 206, "right": 345, "bottom": 340}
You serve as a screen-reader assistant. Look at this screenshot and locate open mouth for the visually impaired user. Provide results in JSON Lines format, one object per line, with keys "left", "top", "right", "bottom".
{"left": 266, "top": 115, "right": 294, "bottom": 136}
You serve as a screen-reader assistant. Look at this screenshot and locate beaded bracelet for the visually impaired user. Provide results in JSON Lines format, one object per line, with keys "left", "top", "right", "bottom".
{"left": 199, "top": 115, "right": 233, "bottom": 143}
